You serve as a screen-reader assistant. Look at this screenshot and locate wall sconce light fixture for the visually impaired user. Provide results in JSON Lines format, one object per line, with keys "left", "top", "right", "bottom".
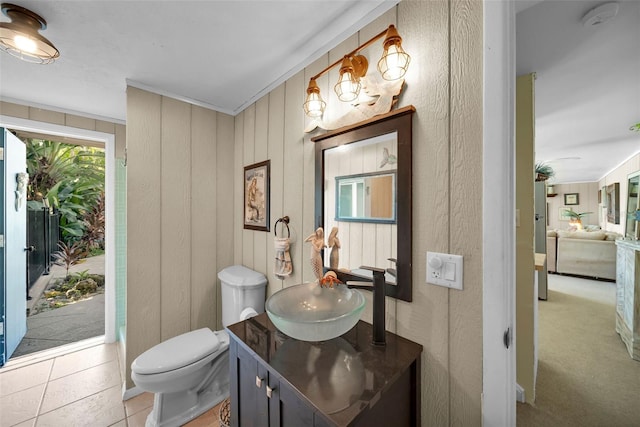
{"left": 0, "top": 3, "right": 59, "bottom": 64}
{"left": 303, "top": 24, "right": 410, "bottom": 118}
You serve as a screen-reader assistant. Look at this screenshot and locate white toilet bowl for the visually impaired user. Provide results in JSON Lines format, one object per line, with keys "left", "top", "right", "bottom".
{"left": 131, "top": 265, "right": 268, "bottom": 427}
{"left": 131, "top": 328, "right": 230, "bottom": 427}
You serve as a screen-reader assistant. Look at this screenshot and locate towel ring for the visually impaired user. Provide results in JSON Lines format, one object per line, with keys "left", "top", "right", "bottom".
{"left": 274, "top": 216, "right": 290, "bottom": 238}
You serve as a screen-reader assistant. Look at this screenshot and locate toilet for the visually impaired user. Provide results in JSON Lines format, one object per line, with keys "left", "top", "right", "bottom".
{"left": 131, "top": 265, "right": 267, "bottom": 427}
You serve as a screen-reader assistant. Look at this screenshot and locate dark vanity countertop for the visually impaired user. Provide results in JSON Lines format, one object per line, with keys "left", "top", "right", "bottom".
{"left": 227, "top": 312, "right": 423, "bottom": 426}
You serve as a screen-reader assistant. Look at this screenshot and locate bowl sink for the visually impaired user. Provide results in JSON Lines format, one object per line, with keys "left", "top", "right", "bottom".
{"left": 266, "top": 282, "right": 365, "bottom": 342}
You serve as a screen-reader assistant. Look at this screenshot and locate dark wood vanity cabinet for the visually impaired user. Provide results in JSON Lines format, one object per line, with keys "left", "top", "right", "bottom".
{"left": 227, "top": 313, "right": 423, "bottom": 427}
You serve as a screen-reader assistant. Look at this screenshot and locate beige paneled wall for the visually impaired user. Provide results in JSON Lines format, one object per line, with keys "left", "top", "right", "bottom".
{"left": 0, "top": 101, "right": 125, "bottom": 155}
{"left": 125, "top": 87, "right": 235, "bottom": 388}
{"left": 546, "top": 182, "right": 600, "bottom": 230}
{"left": 599, "top": 153, "right": 640, "bottom": 235}
{"left": 233, "top": 0, "right": 484, "bottom": 424}
{"left": 516, "top": 74, "right": 536, "bottom": 403}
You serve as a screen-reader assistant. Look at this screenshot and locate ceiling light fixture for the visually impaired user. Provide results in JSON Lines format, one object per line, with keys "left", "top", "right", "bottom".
{"left": 0, "top": 3, "right": 59, "bottom": 64}
{"left": 303, "top": 24, "right": 410, "bottom": 118}
{"left": 581, "top": 2, "right": 619, "bottom": 27}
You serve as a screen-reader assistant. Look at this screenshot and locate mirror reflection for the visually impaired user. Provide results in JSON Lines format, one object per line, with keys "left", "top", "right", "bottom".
{"left": 313, "top": 105, "right": 414, "bottom": 302}
{"left": 626, "top": 171, "right": 640, "bottom": 240}
{"left": 335, "top": 173, "right": 396, "bottom": 223}
{"left": 323, "top": 132, "right": 398, "bottom": 284}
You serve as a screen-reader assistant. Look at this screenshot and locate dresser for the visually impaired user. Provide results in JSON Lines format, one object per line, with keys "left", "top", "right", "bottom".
{"left": 226, "top": 313, "right": 423, "bottom": 426}
{"left": 615, "top": 239, "right": 640, "bottom": 361}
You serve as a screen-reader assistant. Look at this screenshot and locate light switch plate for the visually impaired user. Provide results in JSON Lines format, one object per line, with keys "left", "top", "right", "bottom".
{"left": 426, "top": 252, "right": 464, "bottom": 290}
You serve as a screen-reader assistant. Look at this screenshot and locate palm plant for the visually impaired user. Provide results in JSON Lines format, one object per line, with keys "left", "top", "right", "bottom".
{"left": 26, "top": 139, "right": 105, "bottom": 243}
{"left": 565, "top": 211, "right": 592, "bottom": 230}
{"left": 534, "top": 162, "right": 555, "bottom": 181}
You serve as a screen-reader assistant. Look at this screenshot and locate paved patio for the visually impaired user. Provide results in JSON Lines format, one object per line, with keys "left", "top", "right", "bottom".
{"left": 12, "top": 254, "right": 105, "bottom": 359}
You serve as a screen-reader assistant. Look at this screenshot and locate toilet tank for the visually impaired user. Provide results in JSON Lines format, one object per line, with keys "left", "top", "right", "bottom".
{"left": 218, "top": 265, "right": 268, "bottom": 327}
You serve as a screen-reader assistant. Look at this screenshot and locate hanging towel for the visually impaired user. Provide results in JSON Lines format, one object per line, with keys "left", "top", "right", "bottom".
{"left": 274, "top": 237, "right": 293, "bottom": 279}
{"left": 274, "top": 217, "right": 293, "bottom": 280}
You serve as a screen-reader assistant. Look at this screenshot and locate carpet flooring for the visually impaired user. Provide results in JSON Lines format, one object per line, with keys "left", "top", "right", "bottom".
{"left": 517, "top": 274, "right": 640, "bottom": 426}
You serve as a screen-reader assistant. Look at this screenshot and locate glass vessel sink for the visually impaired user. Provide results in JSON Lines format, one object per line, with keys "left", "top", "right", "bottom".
{"left": 266, "top": 282, "right": 365, "bottom": 342}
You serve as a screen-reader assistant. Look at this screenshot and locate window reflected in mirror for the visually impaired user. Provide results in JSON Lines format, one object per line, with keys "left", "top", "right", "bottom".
{"left": 335, "top": 171, "right": 396, "bottom": 223}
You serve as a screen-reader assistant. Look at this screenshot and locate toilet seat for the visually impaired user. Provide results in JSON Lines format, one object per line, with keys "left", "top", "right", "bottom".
{"left": 132, "top": 328, "right": 221, "bottom": 375}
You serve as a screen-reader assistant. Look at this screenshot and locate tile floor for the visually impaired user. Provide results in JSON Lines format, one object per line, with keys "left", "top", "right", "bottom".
{"left": 0, "top": 339, "right": 222, "bottom": 427}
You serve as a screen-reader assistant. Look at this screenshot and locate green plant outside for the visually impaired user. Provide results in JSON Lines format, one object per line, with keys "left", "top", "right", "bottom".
{"left": 26, "top": 139, "right": 105, "bottom": 245}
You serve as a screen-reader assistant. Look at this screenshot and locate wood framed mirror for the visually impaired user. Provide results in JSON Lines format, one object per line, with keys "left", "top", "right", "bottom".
{"left": 625, "top": 171, "right": 640, "bottom": 240}
{"left": 312, "top": 105, "right": 414, "bottom": 302}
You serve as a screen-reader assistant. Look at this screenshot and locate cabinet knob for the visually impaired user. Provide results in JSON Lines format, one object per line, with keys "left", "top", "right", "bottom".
{"left": 255, "top": 376, "right": 263, "bottom": 388}
{"left": 266, "top": 385, "right": 277, "bottom": 398}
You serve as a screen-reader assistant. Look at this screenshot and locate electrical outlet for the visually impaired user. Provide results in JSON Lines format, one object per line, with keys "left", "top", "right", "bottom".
{"left": 426, "top": 251, "right": 464, "bottom": 290}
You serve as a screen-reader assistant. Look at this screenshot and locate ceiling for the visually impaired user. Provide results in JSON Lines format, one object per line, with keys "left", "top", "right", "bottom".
{"left": 0, "top": 1, "right": 638, "bottom": 184}
{"left": 517, "top": 0, "right": 640, "bottom": 183}
{"left": 0, "top": 0, "right": 398, "bottom": 119}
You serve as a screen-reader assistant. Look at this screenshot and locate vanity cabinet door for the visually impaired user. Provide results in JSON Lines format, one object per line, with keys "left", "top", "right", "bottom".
{"left": 230, "top": 340, "right": 269, "bottom": 427}
{"left": 267, "top": 371, "right": 317, "bottom": 427}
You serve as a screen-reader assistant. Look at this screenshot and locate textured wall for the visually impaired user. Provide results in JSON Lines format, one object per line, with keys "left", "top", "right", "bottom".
{"left": 547, "top": 182, "right": 600, "bottom": 231}
{"left": 125, "top": 88, "right": 235, "bottom": 388}
{"left": 232, "top": 1, "right": 484, "bottom": 424}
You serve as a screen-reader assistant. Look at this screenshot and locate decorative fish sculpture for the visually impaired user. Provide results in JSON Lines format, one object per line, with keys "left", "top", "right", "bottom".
{"left": 304, "top": 75, "right": 405, "bottom": 133}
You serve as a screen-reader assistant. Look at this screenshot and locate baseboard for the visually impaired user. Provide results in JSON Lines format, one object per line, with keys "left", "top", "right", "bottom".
{"left": 516, "top": 383, "right": 525, "bottom": 403}
{"left": 122, "top": 384, "right": 145, "bottom": 401}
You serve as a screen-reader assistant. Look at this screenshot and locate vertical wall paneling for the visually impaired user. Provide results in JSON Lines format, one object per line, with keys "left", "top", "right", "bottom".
{"left": 282, "top": 71, "right": 305, "bottom": 285}
{"left": 160, "top": 97, "right": 192, "bottom": 340}
{"left": 547, "top": 182, "right": 599, "bottom": 231}
{"left": 398, "top": 0, "right": 451, "bottom": 424}
{"left": 126, "top": 87, "right": 162, "bottom": 388}
{"left": 234, "top": 112, "right": 245, "bottom": 265}
{"left": 449, "top": 0, "right": 484, "bottom": 422}
{"left": 65, "top": 114, "right": 95, "bottom": 131}
{"left": 242, "top": 105, "right": 256, "bottom": 267}
{"left": 267, "top": 84, "right": 286, "bottom": 293}
{"left": 0, "top": 101, "right": 29, "bottom": 118}
{"left": 191, "top": 106, "right": 218, "bottom": 330}
{"left": 217, "top": 113, "right": 236, "bottom": 329}
{"left": 28, "top": 108, "right": 64, "bottom": 125}
{"left": 125, "top": 88, "right": 234, "bottom": 388}
{"left": 254, "top": 98, "right": 270, "bottom": 275}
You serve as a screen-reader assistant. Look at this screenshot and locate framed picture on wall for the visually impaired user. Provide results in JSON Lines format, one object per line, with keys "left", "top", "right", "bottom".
{"left": 244, "top": 160, "right": 270, "bottom": 231}
{"left": 564, "top": 193, "right": 579, "bottom": 205}
{"left": 559, "top": 207, "right": 573, "bottom": 221}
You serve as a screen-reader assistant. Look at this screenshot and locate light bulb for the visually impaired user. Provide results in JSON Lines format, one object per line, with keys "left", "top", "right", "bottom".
{"left": 14, "top": 34, "right": 37, "bottom": 53}
{"left": 378, "top": 43, "right": 410, "bottom": 81}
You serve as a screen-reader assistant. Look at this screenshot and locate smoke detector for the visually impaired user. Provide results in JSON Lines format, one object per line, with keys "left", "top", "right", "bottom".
{"left": 581, "top": 2, "right": 619, "bottom": 27}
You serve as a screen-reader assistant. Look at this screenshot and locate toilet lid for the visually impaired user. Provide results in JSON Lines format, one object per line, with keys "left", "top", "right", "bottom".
{"left": 132, "top": 328, "right": 221, "bottom": 375}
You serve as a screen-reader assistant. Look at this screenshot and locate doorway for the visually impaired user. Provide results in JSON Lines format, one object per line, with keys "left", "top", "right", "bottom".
{"left": 0, "top": 116, "right": 117, "bottom": 359}
{"left": 13, "top": 134, "right": 106, "bottom": 357}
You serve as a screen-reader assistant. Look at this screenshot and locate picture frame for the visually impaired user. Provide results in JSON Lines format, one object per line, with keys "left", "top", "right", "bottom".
{"left": 564, "top": 193, "right": 579, "bottom": 205}
{"left": 606, "top": 182, "right": 620, "bottom": 224}
{"left": 559, "top": 207, "right": 573, "bottom": 221}
{"left": 244, "top": 160, "right": 270, "bottom": 231}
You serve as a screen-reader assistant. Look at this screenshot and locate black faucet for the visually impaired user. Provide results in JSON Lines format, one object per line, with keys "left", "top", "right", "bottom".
{"left": 343, "top": 265, "right": 387, "bottom": 346}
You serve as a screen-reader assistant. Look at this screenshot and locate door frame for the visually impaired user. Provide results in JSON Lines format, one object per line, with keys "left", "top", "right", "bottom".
{"left": 0, "top": 115, "right": 116, "bottom": 343}
{"left": 482, "top": 0, "right": 516, "bottom": 425}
